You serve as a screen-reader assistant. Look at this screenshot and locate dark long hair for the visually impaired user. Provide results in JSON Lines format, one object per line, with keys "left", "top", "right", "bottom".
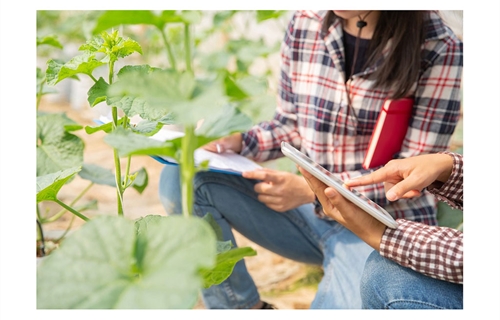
{"left": 324, "top": 11, "right": 429, "bottom": 99}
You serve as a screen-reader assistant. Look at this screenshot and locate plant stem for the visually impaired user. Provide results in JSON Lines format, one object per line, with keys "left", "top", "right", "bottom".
{"left": 184, "top": 23, "right": 192, "bottom": 73}
{"left": 44, "top": 182, "right": 94, "bottom": 223}
{"left": 36, "top": 78, "right": 46, "bottom": 110}
{"left": 159, "top": 27, "right": 177, "bottom": 70}
{"left": 180, "top": 125, "right": 197, "bottom": 217}
{"left": 111, "top": 106, "right": 125, "bottom": 216}
{"left": 53, "top": 199, "right": 90, "bottom": 222}
{"left": 37, "top": 219, "right": 46, "bottom": 256}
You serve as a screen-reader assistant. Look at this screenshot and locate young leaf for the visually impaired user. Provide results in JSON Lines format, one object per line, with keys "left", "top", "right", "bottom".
{"left": 87, "top": 77, "right": 109, "bottom": 107}
{"left": 85, "top": 117, "right": 128, "bottom": 134}
{"left": 130, "top": 167, "right": 148, "bottom": 194}
{"left": 80, "top": 31, "right": 142, "bottom": 64}
{"left": 36, "top": 167, "right": 82, "bottom": 203}
{"left": 200, "top": 247, "right": 257, "bottom": 289}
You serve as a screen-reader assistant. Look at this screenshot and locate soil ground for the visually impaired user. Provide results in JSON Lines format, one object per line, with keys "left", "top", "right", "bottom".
{"left": 38, "top": 98, "right": 319, "bottom": 309}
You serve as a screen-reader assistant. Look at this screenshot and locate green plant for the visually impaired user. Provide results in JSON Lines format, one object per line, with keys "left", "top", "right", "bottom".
{"left": 36, "top": 10, "right": 289, "bottom": 309}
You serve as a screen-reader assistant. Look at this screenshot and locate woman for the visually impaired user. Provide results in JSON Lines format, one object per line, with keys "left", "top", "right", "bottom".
{"left": 299, "top": 151, "right": 463, "bottom": 309}
{"left": 159, "top": 10, "right": 463, "bottom": 309}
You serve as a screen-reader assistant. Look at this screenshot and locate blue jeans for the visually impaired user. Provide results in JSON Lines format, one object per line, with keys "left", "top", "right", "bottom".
{"left": 159, "top": 165, "right": 374, "bottom": 309}
{"left": 360, "top": 251, "right": 463, "bottom": 309}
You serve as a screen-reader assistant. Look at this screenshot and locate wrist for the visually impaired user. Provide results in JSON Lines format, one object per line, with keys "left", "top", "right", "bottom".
{"left": 435, "top": 153, "right": 454, "bottom": 183}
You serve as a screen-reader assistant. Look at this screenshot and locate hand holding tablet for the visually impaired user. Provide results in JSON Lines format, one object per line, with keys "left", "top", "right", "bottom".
{"left": 281, "top": 142, "right": 398, "bottom": 229}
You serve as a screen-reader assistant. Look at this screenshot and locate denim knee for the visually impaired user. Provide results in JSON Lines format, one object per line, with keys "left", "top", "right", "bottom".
{"left": 158, "top": 165, "right": 182, "bottom": 215}
{"left": 360, "top": 250, "right": 388, "bottom": 308}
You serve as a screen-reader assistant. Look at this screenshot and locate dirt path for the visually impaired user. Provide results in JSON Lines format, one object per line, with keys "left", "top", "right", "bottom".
{"left": 38, "top": 98, "right": 318, "bottom": 309}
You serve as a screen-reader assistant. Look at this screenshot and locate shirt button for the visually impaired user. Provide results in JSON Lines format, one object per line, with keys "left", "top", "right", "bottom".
{"left": 333, "top": 140, "right": 340, "bottom": 147}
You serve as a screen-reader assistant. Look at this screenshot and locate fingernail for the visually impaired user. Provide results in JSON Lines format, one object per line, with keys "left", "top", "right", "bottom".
{"left": 216, "top": 144, "right": 221, "bottom": 154}
{"left": 386, "top": 190, "right": 397, "bottom": 201}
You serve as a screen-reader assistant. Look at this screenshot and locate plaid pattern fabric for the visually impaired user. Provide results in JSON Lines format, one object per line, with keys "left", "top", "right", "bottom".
{"left": 429, "top": 151, "right": 463, "bottom": 209}
{"left": 241, "top": 10, "right": 463, "bottom": 224}
{"left": 381, "top": 152, "right": 464, "bottom": 284}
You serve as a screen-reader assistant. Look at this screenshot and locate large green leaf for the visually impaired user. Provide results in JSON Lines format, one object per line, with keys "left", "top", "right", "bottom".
{"left": 93, "top": 10, "right": 165, "bottom": 33}
{"left": 104, "top": 128, "right": 179, "bottom": 158}
{"left": 195, "top": 104, "right": 252, "bottom": 138}
{"left": 37, "top": 112, "right": 84, "bottom": 176}
{"left": 36, "top": 167, "right": 82, "bottom": 203}
{"left": 107, "top": 69, "right": 230, "bottom": 125}
{"left": 37, "top": 214, "right": 217, "bottom": 309}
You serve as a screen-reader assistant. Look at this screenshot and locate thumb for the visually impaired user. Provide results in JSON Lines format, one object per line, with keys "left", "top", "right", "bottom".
{"left": 324, "top": 187, "right": 348, "bottom": 210}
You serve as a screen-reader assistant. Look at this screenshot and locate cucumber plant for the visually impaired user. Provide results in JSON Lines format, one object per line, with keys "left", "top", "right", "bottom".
{"left": 36, "top": 10, "right": 289, "bottom": 308}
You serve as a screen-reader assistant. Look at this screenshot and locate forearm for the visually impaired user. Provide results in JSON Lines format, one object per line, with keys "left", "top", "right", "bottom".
{"left": 380, "top": 219, "right": 463, "bottom": 284}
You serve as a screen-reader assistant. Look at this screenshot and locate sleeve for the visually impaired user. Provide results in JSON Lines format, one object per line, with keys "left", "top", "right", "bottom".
{"left": 400, "top": 37, "right": 463, "bottom": 159}
{"left": 240, "top": 12, "right": 302, "bottom": 162}
{"left": 427, "top": 151, "right": 463, "bottom": 210}
{"left": 380, "top": 219, "right": 463, "bottom": 284}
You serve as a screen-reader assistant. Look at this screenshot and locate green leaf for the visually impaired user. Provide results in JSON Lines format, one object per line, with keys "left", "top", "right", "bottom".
{"left": 130, "top": 121, "right": 162, "bottom": 136}
{"left": 37, "top": 68, "right": 57, "bottom": 96}
{"left": 46, "top": 53, "right": 105, "bottom": 85}
{"left": 37, "top": 34, "right": 63, "bottom": 48}
{"left": 104, "top": 128, "right": 178, "bottom": 158}
{"left": 87, "top": 77, "right": 109, "bottom": 107}
{"left": 78, "top": 163, "right": 116, "bottom": 186}
{"left": 107, "top": 69, "right": 195, "bottom": 121}
{"left": 195, "top": 104, "right": 252, "bottom": 138}
{"left": 78, "top": 163, "right": 149, "bottom": 194}
{"left": 37, "top": 112, "right": 84, "bottom": 176}
{"left": 130, "top": 167, "right": 148, "bottom": 194}
{"left": 255, "top": 10, "right": 288, "bottom": 22}
{"left": 201, "top": 247, "right": 257, "bottom": 289}
{"left": 45, "top": 59, "right": 77, "bottom": 86}
{"left": 224, "top": 73, "right": 249, "bottom": 100}
{"left": 93, "top": 10, "right": 165, "bottom": 34}
{"left": 37, "top": 215, "right": 217, "bottom": 309}
{"left": 201, "top": 213, "right": 224, "bottom": 241}
{"left": 179, "top": 10, "right": 203, "bottom": 24}
{"left": 37, "top": 167, "right": 82, "bottom": 203}
{"left": 85, "top": 117, "right": 128, "bottom": 134}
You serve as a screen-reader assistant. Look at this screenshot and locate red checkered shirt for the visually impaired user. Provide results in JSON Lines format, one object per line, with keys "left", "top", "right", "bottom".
{"left": 240, "top": 10, "right": 463, "bottom": 225}
{"left": 380, "top": 152, "right": 463, "bottom": 284}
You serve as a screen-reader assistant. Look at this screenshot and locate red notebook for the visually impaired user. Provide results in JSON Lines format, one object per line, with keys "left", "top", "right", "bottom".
{"left": 362, "top": 98, "right": 414, "bottom": 169}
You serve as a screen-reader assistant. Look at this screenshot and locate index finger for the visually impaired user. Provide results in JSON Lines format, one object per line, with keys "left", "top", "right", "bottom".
{"left": 344, "top": 167, "right": 393, "bottom": 187}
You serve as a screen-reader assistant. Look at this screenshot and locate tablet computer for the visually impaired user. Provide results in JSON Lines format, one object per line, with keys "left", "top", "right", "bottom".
{"left": 281, "top": 142, "right": 398, "bottom": 229}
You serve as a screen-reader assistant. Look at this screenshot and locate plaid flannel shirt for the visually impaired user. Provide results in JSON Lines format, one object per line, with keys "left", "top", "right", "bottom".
{"left": 381, "top": 152, "right": 464, "bottom": 284}
{"left": 241, "top": 10, "right": 463, "bottom": 224}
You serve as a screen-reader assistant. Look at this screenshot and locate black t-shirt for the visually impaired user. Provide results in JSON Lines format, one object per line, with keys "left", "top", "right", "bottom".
{"left": 343, "top": 31, "right": 370, "bottom": 80}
